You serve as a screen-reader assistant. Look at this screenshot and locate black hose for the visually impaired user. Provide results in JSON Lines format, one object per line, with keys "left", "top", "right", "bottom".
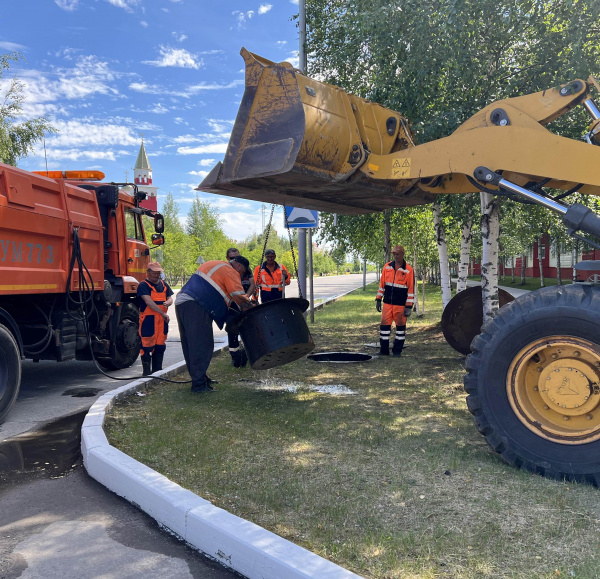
{"left": 67, "top": 228, "right": 191, "bottom": 384}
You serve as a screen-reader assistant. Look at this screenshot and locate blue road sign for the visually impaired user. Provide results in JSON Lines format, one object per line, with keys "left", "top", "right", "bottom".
{"left": 285, "top": 206, "right": 319, "bottom": 228}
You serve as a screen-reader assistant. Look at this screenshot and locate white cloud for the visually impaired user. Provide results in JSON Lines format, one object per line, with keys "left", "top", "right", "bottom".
{"left": 258, "top": 4, "right": 272, "bottom": 15}
{"left": 232, "top": 10, "right": 255, "bottom": 29}
{"left": 171, "top": 32, "right": 187, "bottom": 42}
{"left": 177, "top": 144, "right": 228, "bottom": 155}
{"left": 198, "top": 158, "right": 216, "bottom": 166}
{"left": 143, "top": 45, "right": 203, "bottom": 69}
{"left": 40, "top": 148, "right": 121, "bottom": 162}
{"left": 286, "top": 51, "right": 300, "bottom": 68}
{"left": 44, "top": 120, "right": 140, "bottom": 147}
{"left": 140, "top": 20, "right": 149, "bottom": 28}
{"left": 105, "top": 0, "right": 141, "bottom": 12}
{"left": 187, "top": 80, "right": 243, "bottom": 92}
{"left": 55, "top": 0, "right": 78, "bottom": 10}
{"left": 188, "top": 170, "right": 209, "bottom": 177}
{"left": 15, "top": 56, "right": 121, "bottom": 110}
{"left": 0, "top": 41, "right": 27, "bottom": 51}
{"left": 276, "top": 41, "right": 287, "bottom": 46}
{"left": 289, "top": 0, "right": 299, "bottom": 4}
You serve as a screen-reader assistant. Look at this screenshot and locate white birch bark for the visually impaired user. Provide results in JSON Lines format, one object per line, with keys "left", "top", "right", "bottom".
{"left": 433, "top": 201, "right": 452, "bottom": 309}
{"left": 537, "top": 238, "right": 545, "bottom": 287}
{"left": 480, "top": 192, "right": 500, "bottom": 322}
{"left": 456, "top": 218, "right": 473, "bottom": 293}
{"left": 556, "top": 243, "right": 562, "bottom": 285}
{"left": 511, "top": 256, "right": 516, "bottom": 283}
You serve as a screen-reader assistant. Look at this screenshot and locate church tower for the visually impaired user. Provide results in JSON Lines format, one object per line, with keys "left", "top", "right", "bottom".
{"left": 134, "top": 139, "right": 158, "bottom": 211}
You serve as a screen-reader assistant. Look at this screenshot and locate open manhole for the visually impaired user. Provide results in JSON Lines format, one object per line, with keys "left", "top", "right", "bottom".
{"left": 308, "top": 352, "right": 373, "bottom": 363}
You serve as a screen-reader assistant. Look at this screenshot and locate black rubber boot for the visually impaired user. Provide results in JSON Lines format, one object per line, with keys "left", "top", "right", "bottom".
{"left": 230, "top": 349, "right": 242, "bottom": 368}
{"left": 240, "top": 348, "right": 248, "bottom": 368}
{"left": 392, "top": 325, "right": 406, "bottom": 357}
{"left": 152, "top": 350, "right": 165, "bottom": 373}
{"left": 379, "top": 324, "right": 391, "bottom": 355}
{"left": 141, "top": 354, "right": 152, "bottom": 376}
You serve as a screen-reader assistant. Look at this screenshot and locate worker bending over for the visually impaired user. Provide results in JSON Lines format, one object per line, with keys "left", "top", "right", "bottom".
{"left": 254, "top": 249, "right": 290, "bottom": 303}
{"left": 137, "top": 261, "right": 174, "bottom": 375}
{"left": 175, "top": 256, "right": 253, "bottom": 393}
{"left": 225, "top": 247, "right": 255, "bottom": 367}
{"left": 376, "top": 245, "right": 414, "bottom": 357}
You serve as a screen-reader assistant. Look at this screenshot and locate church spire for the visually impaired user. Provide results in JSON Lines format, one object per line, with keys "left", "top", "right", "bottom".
{"left": 135, "top": 139, "right": 152, "bottom": 171}
{"left": 133, "top": 138, "right": 158, "bottom": 212}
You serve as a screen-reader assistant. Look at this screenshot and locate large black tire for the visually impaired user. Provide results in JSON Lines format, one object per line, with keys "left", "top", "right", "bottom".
{"left": 0, "top": 323, "right": 21, "bottom": 424}
{"left": 465, "top": 284, "right": 600, "bottom": 486}
{"left": 98, "top": 303, "right": 140, "bottom": 370}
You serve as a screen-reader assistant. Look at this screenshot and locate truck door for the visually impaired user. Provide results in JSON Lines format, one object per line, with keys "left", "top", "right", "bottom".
{"left": 124, "top": 208, "right": 149, "bottom": 281}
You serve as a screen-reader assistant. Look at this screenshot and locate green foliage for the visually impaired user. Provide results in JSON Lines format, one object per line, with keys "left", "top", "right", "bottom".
{"left": 0, "top": 53, "right": 54, "bottom": 166}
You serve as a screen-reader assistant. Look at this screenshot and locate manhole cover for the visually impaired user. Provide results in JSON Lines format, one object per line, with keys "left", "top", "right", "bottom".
{"left": 308, "top": 352, "right": 373, "bottom": 363}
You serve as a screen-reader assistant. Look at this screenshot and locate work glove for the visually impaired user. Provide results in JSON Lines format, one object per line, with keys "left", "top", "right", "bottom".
{"left": 376, "top": 300, "right": 382, "bottom": 313}
{"left": 404, "top": 306, "right": 412, "bottom": 318}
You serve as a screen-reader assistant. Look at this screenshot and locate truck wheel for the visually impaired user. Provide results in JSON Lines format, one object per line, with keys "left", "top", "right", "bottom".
{"left": 464, "top": 284, "right": 600, "bottom": 485}
{"left": 0, "top": 324, "right": 21, "bottom": 423}
{"left": 99, "top": 303, "right": 140, "bottom": 370}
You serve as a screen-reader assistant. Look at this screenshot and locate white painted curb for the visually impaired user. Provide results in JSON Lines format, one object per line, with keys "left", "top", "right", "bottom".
{"left": 82, "top": 293, "right": 366, "bottom": 579}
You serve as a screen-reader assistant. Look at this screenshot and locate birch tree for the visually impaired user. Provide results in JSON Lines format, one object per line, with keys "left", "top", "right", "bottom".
{"left": 433, "top": 200, "right": 452, "bottom": 308}
{"left": 480, "top": 192, "right": 500, "bottom": 321}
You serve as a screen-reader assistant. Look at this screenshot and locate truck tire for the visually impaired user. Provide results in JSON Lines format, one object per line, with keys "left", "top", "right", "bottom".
{"left": 99, "top": 303, "right": 140, "bottom": 370}
{"left": 464, "top": 284, "right": 600, "bottom": 485}
{"left": 0, "top": 323, "right": 21, "bottom": 424}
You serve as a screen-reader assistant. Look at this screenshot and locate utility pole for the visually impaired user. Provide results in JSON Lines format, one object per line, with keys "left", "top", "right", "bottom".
{"left": 297, "top": 0, "right": 308, "bottom": 303}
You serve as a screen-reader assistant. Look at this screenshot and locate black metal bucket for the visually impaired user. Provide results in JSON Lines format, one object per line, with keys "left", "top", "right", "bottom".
{"left": 441, "top": 286, "right": 515, "bottom": 355}
{"left": 226, "top": 298, "right": 315, "bottom": 370}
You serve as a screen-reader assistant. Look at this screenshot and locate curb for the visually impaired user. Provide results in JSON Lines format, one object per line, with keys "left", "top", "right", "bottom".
{"left": 81, "top": 291, "right": 365, "bottom": 579}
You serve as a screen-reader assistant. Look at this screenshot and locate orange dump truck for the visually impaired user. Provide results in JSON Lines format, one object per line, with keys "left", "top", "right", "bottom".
{"left": 0, "top": 163, "right": 164, "bottom": 422}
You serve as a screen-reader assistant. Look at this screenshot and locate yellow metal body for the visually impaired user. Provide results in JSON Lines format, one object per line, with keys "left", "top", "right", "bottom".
{"left": 199, "top": 49, "right": 600, "bottom": 213}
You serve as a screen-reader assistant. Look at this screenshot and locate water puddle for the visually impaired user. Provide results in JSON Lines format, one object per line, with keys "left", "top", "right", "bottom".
{"left": 62, "top": 387, "right": 103, "bottom": 398}
{"left": 0, "top": 411, "right": 86, "bottom": 486}
{"left": 237, "top": 379, "right": 355, "bottom": 395}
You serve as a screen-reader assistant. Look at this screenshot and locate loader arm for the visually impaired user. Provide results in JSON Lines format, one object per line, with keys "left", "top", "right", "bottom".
{"left": 199, "top": 49, "right": 600, "bottom": 214}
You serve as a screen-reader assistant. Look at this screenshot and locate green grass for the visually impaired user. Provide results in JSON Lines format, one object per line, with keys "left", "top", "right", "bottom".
{"left": 106, "top": 282, "right": 600, "bottom": 579}
{"left": 468, "top": 275, "right": 570, "bottom": 292}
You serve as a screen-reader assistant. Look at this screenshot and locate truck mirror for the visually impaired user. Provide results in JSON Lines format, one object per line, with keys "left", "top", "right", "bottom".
{"left": 154, "top": 213, "right": 165, "bottom": 233}
{"left": 151, "top": 233, "right": 165, "bottom": 246}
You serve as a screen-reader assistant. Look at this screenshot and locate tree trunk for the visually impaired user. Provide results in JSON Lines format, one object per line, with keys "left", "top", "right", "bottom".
{"left": 537, "top": 239, "right": 545, "bottom": 287}
{"left": 412, "top": 229, "right": 420, "bottom": 314}
{"left": 511, "top": 256, "right": 516, "bottom": 283}
{"left": 572, "top": 240, "right": 579, "bottom": 283}
{"left": 520, "top": 253, "right": 527, "bottom": 286}
{"left": 383, "top": 209, "right": 391, "bottom": 264}
{"left": 456, "top": 218, "right": 473, "bottom": 293}
{"left": 556, "top": 245, "right": 562, "bottom": 285}
{"left": 480, "top": 192, "right": 500, "bottom": 322}
{"left": 433, "top": 201, "right": 452, "bottom": 308}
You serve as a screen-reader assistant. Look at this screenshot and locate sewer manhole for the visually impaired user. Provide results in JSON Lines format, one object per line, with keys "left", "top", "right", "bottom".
{"left": 308, "top": 352, "right": 373, "bottom": 363}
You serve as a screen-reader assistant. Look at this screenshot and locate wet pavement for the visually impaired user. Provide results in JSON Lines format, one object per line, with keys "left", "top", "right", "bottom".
{"left": 0, "top": 413, "right": 241, "bottom": 579}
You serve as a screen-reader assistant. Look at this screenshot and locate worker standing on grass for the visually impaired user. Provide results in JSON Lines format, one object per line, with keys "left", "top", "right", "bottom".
{"left": 138, "top": 261, "right": 174, "bottom": 376}
{"left": 175, "top": 256, "right": 253, "bottom": 393}
{"left": 225, "top": 248, "right": 255, "bottom": 367}
{"left": 254, "top": 249, "right": 290, "bottom": 303}
{"left": 376, "top": 245, "right": 414, "bottom": 357}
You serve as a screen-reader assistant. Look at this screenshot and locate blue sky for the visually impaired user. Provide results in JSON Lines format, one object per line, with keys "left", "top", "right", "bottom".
{"left": 1, "top": 0, "right": 300, "bottom": 241}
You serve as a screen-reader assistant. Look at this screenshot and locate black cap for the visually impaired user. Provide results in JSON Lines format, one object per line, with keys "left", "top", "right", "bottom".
{"left": 231, "top": 255, "right": 250, "bottom": 271}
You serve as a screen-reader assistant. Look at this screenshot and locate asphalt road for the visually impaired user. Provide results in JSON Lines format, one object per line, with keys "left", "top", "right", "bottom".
{"left": 0, "top": 272, "right": 376, "bottom": 579}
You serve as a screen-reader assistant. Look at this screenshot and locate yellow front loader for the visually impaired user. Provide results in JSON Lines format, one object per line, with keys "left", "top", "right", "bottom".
{"left": 199, "top": 49, "right": 600, "bottom": 486}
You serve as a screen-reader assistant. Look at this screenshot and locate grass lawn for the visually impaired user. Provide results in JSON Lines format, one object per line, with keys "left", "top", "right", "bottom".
{"left": 468, "top": 275, "right": 570, "bottom": 292}
{"left": 106, "top": 283, "right": 600, "bottom": 579}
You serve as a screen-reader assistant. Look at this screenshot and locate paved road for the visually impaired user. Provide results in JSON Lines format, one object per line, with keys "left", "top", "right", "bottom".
{"left": 0, "top": 273, "right": 376, "bottom": 579}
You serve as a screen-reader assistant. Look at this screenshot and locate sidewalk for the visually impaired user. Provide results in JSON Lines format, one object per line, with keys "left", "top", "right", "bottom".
{"left": 455, "top": 278, "right": 530, "bottom": 298}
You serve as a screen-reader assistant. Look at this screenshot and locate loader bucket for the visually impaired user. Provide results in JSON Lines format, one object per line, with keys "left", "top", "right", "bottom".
{"left": 198, "top": 48, "right": 433, "bottom": 215}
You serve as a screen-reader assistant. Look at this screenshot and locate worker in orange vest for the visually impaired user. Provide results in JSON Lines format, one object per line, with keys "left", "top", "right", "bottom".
{"left": 375, "top": 245, "right": 414, "bottom": 357}
{"left": 137, "top": 261, "right": 174, "bottom": 375}
{"left": 254, "top": 249, "right": 290, "bottom": 303}
{"left": 175, "top": 256, "right": 253, "bottom": 393}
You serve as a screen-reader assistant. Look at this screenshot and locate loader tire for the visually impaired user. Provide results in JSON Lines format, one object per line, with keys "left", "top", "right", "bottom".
{"left": 0, "top": 324, "right": 21, "bottom": 424}
{"left": 99, "top": 303, "right": 140, "bottom": 370}
{"left": 464, "top": 284, "right": 600, "bottom": 486}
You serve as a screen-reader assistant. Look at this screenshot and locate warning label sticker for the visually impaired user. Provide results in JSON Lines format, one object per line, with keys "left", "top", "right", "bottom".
{"left": 392, "top": 158, "right": 411, "bottom": 179}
